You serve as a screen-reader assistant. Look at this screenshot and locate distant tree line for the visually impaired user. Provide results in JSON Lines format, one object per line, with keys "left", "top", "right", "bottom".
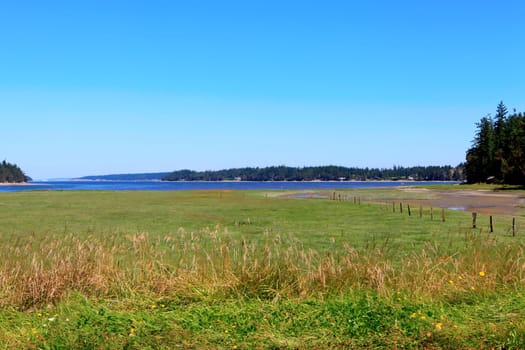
{"left": 0, "top": 160, "right": 30, "bottom": 183}
{"left": 162, "top": 165, "right": 463, "bottom": 182}
{"left": 465, "top": 102, "right": 525, "bottom": 184}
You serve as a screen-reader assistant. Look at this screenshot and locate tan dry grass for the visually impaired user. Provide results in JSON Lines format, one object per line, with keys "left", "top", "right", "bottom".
{"left": 1, "top": 229, "right": 524, "bottom": 309}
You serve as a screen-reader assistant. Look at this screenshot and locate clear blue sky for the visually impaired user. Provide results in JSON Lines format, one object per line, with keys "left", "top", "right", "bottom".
{"left": 1, "top": 0, "right": 524, "bottom": 179}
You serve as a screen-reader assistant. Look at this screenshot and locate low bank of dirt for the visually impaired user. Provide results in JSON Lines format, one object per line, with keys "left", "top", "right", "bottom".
{"left": 285, "top": 187, "right": 525, "bottom": 216}
{"left": 401, "top": 188, "right": 525, "bottom": 216}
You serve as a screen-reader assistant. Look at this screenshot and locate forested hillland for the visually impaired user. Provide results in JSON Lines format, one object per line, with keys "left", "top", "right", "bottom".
{"left": 162, "top": 165, "right": 463, "bottom": 182}
{"left": 0, "top": 160, "right": 30, "bottom": 183}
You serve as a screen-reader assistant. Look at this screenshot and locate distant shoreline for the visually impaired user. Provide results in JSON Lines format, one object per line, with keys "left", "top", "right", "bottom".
{"left": 162, "top": 179, "right": 451, "bottom": 183}
{"left": 79, "top": 165, "right": 464, "bottom": 183}
{"left": 2, "top": 180, "right": 460, "bottom": 193}
{"left": 71, "top": 179, "right": 458, "bottom": 183}
{"left": 0, "top": 182, "right": 33, "bottom": 186}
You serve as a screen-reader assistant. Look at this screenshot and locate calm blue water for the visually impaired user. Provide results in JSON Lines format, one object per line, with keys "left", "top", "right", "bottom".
{"left": 0, "top": 180, "right": 459, "bottom": 192}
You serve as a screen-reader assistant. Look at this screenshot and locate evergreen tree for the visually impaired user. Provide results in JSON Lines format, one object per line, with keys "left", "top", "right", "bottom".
{"left": 493, "top": 101, "right": 508, "bottom": 179}
{"left": 0, "top": 160, "right": 29, "bottom": 183}
{"left": 466, "top": 116, "right": 495, "bottom": 183}
{"left": 502, "top": 112, "right": 525, "bottom": 184}
{"left": 465, "top": 103, "right": 525, "bottom": 185}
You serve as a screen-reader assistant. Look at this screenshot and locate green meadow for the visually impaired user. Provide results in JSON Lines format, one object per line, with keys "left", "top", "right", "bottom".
{"left": 1, "top": 189, "right": 525, "bottom": 349}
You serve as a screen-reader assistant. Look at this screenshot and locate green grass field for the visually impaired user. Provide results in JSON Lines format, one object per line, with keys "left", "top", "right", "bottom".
{"left": 1, "top": 188, "right": 525, "bottom": 348}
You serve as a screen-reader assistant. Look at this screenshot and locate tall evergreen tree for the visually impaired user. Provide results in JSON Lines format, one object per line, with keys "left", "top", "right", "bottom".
{"left": 466, "top": 116, "right": 495, "bottom": 183}
{"left": 502, "top": 112, "right": 525, "bottom": 184}
{"left": 493, "top": 101, "right": 508, "bottom": 179}
{"left": 465, "top": 103, "right": 525, "bottom": 185}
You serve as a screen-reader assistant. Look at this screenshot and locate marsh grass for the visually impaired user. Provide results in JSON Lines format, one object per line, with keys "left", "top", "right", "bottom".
{"left": 1, "top": 190, "right": 525, "bottom": 348}
{"left": 1, "top": 225, "right": 523, "bottom": 311}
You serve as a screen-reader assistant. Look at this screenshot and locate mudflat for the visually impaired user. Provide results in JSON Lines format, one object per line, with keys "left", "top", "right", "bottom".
{"left": 403, "top": 188, "right": 525, "bottom": 215}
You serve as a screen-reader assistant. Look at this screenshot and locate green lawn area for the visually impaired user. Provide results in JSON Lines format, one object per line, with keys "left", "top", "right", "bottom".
{"left": 0, "top": 189, "right": 524, "bottom": 348}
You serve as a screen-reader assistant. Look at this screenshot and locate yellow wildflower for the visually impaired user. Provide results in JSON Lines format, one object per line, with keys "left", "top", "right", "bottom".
{"left": 448, "top": 280, "right": 454, "bottom": 285}
{"left": 479, "top": 271, "right": 485, "bottom": 277}
{"left": 410, "top": 312, "right": 417, "bottom": 319}
{"left": 435, "top": 322, "right": 443, "bottom": 330}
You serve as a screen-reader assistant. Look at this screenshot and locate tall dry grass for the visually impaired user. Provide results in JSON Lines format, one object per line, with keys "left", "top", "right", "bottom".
{"left": 1, "top": 228, "right": 524, "bottom": 309}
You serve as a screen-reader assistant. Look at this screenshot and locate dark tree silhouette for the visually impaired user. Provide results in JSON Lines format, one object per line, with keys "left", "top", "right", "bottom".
{"left": 465, "top": 102, "right": 525, "bottom": 185}
{"left": 0, "top": 160, "right": 30, "bottom": 183}
{"left": 162, "top": 165, "right": 463, "bottom": 182}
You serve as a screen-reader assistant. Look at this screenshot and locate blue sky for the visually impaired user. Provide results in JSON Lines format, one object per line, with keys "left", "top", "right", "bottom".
{"left": 1, "top": 1, "right": 524, "bottom": 179}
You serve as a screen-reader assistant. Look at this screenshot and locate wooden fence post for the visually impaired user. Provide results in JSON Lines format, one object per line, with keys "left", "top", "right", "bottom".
{"left": 513, "top": 217, "right": 516, "bottom": 237}
{"left": 400, "top": 203, "right": 403, "bottom": 213}
{"left": 393, "top": 202, "right": 395, "bottom": 213}
{"left": 490, "top": 216, "right": 494, "bottom": 233}
{"left": 441, "top": 208, "right": 445, "bottom": 222}
{"left": 472, "top": 212, "right": 477, "bottom": 229}
{"left": 407, "top": 204, "right": 411, "bottom": 216}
